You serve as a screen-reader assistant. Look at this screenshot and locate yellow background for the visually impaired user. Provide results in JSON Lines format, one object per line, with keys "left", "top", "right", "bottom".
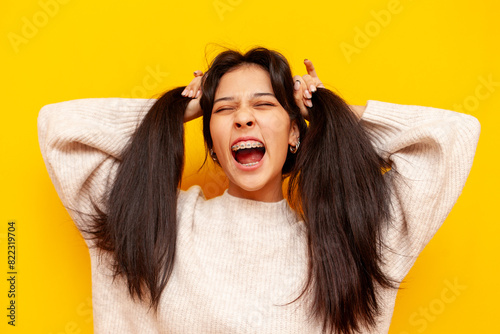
{"left": 1, "top": 0, "right": 498, "bottom": 333}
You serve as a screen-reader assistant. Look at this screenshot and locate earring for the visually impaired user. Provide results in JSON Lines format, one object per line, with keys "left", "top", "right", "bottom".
{"left": 289, "top": 137, "right": 300, "bottom": 154}
{"left": 210, "top": 149, "right": 218, "bottom": 161}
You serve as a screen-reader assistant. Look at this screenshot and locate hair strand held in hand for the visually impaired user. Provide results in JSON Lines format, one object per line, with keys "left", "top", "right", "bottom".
{"left": 288, "top": 88, "right": 397, "bottom": 333}
{"left": 87, "top": 87, "right": 188, "bottom": 310}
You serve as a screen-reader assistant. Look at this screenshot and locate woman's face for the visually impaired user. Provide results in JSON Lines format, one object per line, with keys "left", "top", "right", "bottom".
{"left": 209, "top": 64, "right": 299, "bottom": 202}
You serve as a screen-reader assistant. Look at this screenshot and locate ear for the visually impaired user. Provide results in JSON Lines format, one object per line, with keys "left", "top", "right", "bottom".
{"left": 288, "top": 121, "right": 300, "bottom": 146}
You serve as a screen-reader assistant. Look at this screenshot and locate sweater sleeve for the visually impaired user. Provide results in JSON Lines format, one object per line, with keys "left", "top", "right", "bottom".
{"left": 37, "top": 98, "right": 156, "bottom": 231}
{"left": 360, "top": 100, "right": 481, "bottom": 278}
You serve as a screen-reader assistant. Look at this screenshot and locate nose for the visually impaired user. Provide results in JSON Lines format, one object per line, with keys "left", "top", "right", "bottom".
{"left": 234, "top": 108, "right": 255, "bottom": 129}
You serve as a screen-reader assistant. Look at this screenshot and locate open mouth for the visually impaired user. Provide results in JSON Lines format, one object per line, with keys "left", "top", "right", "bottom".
{"left": 231, "top": 140, "right": 266, "bottom": 167}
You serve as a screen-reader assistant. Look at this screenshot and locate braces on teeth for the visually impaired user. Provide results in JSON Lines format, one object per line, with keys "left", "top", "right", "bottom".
{"left": 240, "top": 161, "right": 259, "bottom": 167}
{"left": 231, "top": 141, "right": 265, "bottom": 166}
{"left": 231, "top": 141, "right": 264, "bottom": 151}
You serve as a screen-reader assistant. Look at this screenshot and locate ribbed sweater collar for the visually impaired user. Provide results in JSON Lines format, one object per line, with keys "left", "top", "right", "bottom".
{"left": 217, "top": 190, "right": 300, "bottom": 227}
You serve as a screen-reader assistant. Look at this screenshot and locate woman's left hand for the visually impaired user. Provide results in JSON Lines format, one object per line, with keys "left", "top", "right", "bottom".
{"left": 293, "top": 59, "right": 324, "bottom": 120}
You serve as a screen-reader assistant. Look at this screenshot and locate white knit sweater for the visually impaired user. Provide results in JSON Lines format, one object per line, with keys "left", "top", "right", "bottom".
{"left": 37, "top": 98, "right": 480, "bottom": 333}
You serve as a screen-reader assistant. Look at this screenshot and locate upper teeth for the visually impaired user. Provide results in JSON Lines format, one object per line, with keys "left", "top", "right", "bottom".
{"left": 231, "top": 141, "right": 264, "bottom": 151}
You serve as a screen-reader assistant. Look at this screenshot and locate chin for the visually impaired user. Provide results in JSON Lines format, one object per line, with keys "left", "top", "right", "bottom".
{"left": 231, "top": 178, "right": 267, "bottom": 193}
{"left": 227, "top": 171, "right": 283, "bottom": 200}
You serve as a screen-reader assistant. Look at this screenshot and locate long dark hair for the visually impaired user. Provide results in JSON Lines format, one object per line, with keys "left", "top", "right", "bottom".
{"left": 89, "top": 88, "right": 187, "bottom": 308}
{"left": 88, "top": 47, "right": 396, "bottom": 334}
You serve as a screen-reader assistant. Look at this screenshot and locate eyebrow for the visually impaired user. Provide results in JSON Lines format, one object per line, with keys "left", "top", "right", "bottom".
{"left": 213, "top": 92, "right": 275, "bottom": 104}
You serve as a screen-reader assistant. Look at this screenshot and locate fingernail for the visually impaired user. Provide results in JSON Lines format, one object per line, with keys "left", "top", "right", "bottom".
{"left": 306, "top": 100, "right": 313, "bottom": 108}
{"left": 195, "top": 90, "right": 201, "bottom": 98}
{"left": 310, "top": 85, "right": 316, "bottom": 93}
{"left": 181, "top": 89, "right": 187, "bottom": 96}
{"left": 304, "top": 59, "right": 309, "bottom": 62}
{"left": 294, "top": 80, "right": 301, "bottom": 91}
{"left": 304, "top": 90, "right": 312, "bottom": 99}
{"left": 188, "top": 90, "right": 193, "bottom": 97}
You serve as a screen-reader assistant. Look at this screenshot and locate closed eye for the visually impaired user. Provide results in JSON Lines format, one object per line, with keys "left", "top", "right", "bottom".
{"left": 213, "top": 107, "right": 233, "bottom": 113}
{"left": 255, "top": 103, "right": 276, "bottom": 107}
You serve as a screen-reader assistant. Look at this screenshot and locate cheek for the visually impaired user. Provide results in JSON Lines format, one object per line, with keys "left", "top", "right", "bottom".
{"left": 260, "top": 115, "right": 292, "bottom": 161}
{"left": 265, "top": 112, "right": 290, "bottom": 135}
{"left": 260, "top": 112, "right": 291, "bottom": 145}
{"left": 210, "top": 117, "right": 231, "bottom": 153}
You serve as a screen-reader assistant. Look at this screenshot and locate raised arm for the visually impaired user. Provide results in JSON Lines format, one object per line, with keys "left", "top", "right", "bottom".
{"left": 38, "top": 98, "right": 156, "bottom": 227}
{"left": 360, "top": 100, "right": 481, "bottom": 277}
{"left": 38, "top": 68, "right": 206, "bottom": 226}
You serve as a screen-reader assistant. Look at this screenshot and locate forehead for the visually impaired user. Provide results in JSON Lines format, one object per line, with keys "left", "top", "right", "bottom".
{"left": 215, "top": 64, "right": 273, "bottom": 98}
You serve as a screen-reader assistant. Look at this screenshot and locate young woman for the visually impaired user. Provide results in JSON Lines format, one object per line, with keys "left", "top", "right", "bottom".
{"left": 38, "top": 48, "right": 480, "bottom": 334}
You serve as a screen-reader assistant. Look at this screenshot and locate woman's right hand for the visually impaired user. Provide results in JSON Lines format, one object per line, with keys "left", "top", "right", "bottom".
{"left": 182, "top": 70, "right": 203, "bottom": 122}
